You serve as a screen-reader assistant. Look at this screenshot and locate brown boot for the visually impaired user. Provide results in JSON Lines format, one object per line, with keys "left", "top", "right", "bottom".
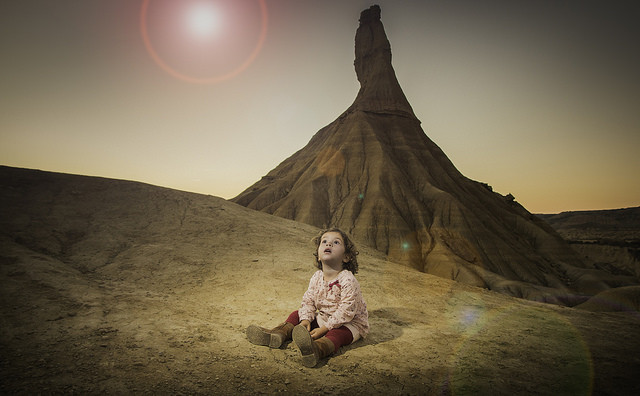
{"left": 292, "top": 325, "right": 335, "bottom": 367}
{"left": 246, "top": 322, "right": 294, "bottom": 348}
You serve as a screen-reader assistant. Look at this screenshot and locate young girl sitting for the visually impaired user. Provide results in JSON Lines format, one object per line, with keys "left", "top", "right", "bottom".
{"left": 246, "top": 228, "right": 369, "bottom": 367}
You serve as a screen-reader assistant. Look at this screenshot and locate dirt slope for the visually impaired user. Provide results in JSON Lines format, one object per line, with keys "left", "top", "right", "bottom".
{"left": 1, "top": 166, "right": 639, "bottom": 395}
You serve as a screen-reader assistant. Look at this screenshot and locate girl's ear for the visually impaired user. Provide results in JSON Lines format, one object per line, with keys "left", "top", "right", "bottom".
{"left": 343, "top": 254, "right": 350, "bottom": 264}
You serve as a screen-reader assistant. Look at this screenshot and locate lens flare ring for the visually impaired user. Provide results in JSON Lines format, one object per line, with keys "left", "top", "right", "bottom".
{"left": 140, "top": 0, "right": 268, "bottom": 84}
{"left": 444, "top": 302, "right": 594, "bottom": 394}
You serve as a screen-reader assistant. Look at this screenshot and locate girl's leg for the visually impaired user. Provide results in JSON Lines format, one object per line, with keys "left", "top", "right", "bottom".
{"left": 324, "top": 326, "right": 354, "bottom": 351}
{"left": 247, "top": 311, "right": 299, "bottom": 348}
{"left": 285, "top": 310, "right": 300, "bottom": 326}
{"left": 292, "top": 325, "right": 353, "bottom": 367}
{"left": 285, "top": 311, "right": 319, "bottom": 330}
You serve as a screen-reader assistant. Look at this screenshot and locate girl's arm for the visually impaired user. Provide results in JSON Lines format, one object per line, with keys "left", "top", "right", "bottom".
{"left": 298, "top": 271, "right": 321, "bottom": 322}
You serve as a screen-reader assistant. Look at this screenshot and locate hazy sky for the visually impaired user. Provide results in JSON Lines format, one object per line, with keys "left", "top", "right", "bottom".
{"left": 1, "top": 0, "right": 638, "bottom": 213}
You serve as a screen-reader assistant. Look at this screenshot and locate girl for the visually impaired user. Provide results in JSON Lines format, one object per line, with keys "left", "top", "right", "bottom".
{"left": 246, "top": 228, "right": 369, "bottom": 367}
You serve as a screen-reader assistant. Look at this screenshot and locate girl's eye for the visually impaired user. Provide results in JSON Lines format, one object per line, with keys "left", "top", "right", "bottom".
{"left": 334, "top": 240, "right": 340, "bottom": 245}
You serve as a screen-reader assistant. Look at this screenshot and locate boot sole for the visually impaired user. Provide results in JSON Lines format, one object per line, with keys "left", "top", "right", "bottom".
{"left": 292, "top": 325, "right": 318, "bottom": 367}
{"left": 246, "top": 325, "right": 283, "bottom": 348}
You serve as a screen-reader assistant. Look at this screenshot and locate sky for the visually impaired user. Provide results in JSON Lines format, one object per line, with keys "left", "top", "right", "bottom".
{"left": 1, "top": 0, "right": 638, "bottom": 214}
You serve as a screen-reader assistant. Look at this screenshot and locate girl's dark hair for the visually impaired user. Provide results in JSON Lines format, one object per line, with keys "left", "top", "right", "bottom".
{"left": 313, "top": 228, "right": 359, "bottom": 274}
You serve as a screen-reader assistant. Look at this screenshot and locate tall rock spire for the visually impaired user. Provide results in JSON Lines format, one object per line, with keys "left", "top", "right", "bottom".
{"left": 232, "top": 6, "right": 633, "bottom": 305}
{"left": 349, "top": 5, "right": 415, "bottom": 117}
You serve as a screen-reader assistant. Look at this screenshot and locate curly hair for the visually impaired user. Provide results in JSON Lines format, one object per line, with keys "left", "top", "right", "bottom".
{"left": 313, "top": 228, "right": 359, "bottom": 274}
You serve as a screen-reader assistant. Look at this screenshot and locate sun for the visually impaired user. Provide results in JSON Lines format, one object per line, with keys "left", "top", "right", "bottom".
{"left": 140, "top": 0, "right": 268, "bottom": 84}
{"left": 185, "top": 2, "right": 221, "bottom": 39}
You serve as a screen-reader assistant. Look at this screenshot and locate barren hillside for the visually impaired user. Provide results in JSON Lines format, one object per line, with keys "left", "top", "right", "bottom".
{"left": 1, "top": 166, "right": 639, "bottom": 395}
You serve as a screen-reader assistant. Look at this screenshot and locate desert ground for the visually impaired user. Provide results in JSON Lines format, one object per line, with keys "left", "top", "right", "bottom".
{"left": 1, "top": 167, "right": 640, "bottom": 395}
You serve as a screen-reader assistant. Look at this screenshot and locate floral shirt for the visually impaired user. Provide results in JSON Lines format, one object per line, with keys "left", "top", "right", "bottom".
{"left": 298, "top": 270, "right": 369, "bottom": 338}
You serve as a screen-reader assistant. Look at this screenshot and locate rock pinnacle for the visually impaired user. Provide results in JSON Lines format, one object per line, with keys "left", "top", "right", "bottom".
{"left": 349, "top": 5, "right": 415, "bottom": 117}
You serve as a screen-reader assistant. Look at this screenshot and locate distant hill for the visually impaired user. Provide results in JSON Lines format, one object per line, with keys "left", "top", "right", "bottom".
{"left": 537, "top": 207, "right": 640, "bottom": 242}
{"left": 538, "top": 207, "right": 640, "bottom": 280}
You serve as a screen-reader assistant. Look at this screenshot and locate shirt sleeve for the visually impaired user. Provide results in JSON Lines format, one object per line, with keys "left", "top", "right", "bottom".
{"left": 324, "top": 273, "right": 362, "bottom": 330}
{"left": 298, "top": 271, "right": 320, "bottom": 322}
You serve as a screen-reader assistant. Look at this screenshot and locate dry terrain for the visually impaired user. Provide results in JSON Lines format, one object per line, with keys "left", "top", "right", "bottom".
{"left": 539, "top": 208, "right": 640, "bottom": 281}
{"left": 1, "top": 166, "right": 640, "bottom": 395}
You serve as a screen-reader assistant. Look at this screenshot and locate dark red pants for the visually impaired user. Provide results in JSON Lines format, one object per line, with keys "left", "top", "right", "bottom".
{"left": 286, "top": 310, "right": 353, "bottom": 351}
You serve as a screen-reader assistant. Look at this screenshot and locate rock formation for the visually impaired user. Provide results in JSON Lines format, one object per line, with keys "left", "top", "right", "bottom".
{"left": 232, "top": 5, "right": 637, "bottom": 304}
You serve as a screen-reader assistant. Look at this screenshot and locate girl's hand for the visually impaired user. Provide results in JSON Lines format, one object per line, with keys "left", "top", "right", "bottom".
{"left": 310, "top": 326, "right": 328, "bottom": 340}
{"left": 299, "top": 319, "right": 311, "bottom": 331}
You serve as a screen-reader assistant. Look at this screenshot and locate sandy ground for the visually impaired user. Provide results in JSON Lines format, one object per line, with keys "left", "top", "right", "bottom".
{"left": 1, "top": 169, "right": 640, "bottom": 395}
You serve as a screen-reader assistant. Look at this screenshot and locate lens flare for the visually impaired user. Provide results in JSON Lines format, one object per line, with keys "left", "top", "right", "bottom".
{"left": 185, "top": 3, "right": 221, "bottom": 38}
{"left": 444, "top": 302, "right": 594, "bottom": 395}
{"left": 317, "top": 147, "right": 346, "bottom": 177}
{"left": 140, "top": 0, "right": 268, "bottom": 84}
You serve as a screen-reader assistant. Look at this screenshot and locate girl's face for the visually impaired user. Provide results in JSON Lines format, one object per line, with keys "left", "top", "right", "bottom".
{"left": 317, "top": 231, "right": 348, "bottom": 264}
